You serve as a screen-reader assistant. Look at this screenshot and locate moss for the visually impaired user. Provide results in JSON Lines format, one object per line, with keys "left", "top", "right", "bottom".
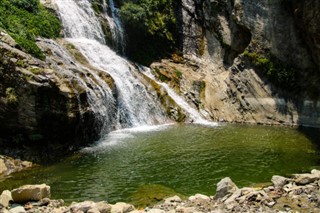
{"left": 154, "top": 67, "right": 170, "bottom": 82}
{"left": 29, "top": 67, "right": 44, "bottom": 74}
{"left": 5, "top": 87, "right": 18, "bottom": 103}
{"left": 174, "top": 69, "right": 182, "bottom": 79}
{"left": 242, "top": 50, "right": 298, "bottom": 90}
{"left": 16, "top": 59, "right": 25, "bottom": 67}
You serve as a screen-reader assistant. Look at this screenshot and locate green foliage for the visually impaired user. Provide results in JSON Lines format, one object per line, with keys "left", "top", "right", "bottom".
{"left": 120, "top": 0, "right": 178, "bottom": 64}
{"left": 11, "top": 0, "right": 39, "bottom": 13}
{"left": 5, "top": 87, "right": 18, "bottom": 103}
{"left": 174, "top": 69, "right": 182, "bottom": 79}
{"left": 12, "top": 35, "right": 45, "bottom": 60}
{"left": 243, "top": 50, "right": 298, "bottom": 90}
{"left": 0, "top": 0, "right": 61, "bottom": 59}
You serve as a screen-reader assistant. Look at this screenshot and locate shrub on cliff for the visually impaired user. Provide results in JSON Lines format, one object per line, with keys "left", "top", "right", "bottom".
{"left": 0, "top": 0, "right": 61, "bottom": 59}
{"left": 120, "top": 0, "right": 178, "bottom": 64}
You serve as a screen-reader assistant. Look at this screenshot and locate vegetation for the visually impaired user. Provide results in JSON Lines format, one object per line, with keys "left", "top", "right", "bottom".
{"left": 5, "top": 87, "right": 18, "bottom": 103}
{"left": 0, "top": 0, "right": 61, "bottom": 59}
{"left": 120, "top": 0, "right": 178, "bottom": 64}
{"left": 243, "top": 50, "right": 298, "bottom": 90}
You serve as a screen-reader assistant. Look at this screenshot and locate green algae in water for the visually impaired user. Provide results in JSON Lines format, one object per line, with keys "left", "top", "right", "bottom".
{"left": 129, "top": 184, "right": 186, "bottom": 208}
{"left": 0, "top": 124, "right": 319, "bottom": 206}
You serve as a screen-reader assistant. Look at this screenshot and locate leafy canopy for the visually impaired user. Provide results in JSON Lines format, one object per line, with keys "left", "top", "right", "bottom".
{"left": 0, "top": 0, "right": 61, "bottom": 59}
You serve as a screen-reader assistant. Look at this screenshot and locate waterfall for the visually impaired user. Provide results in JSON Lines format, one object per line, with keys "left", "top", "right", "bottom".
{"left": 55, "top": 0, "right": 168, "bottom": 129}
{"left": 140, "top": 67, "right": 217, "bottom": 126}
{"left": 102, "top": 0, "right": 126, "bottom": 54}
{"left": 55, "top": 0, "right": 105, "bottom": 43}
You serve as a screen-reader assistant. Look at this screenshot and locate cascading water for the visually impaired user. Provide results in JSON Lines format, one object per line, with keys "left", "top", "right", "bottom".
{"left": 140, "top": 67, "right": 217, "bottom": 126}
{"left": 55, "top": 0, "right": 168, "bottom": 129}
{"left": 37, "top": 39, "right": 117, "bottom": 135}
{"left": 102, "top": 0, "right": 126, "bottom": 54}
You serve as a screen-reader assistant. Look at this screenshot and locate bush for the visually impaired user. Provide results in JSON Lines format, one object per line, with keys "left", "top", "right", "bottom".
{"left": 0, "top": 0, "right": 61, "bottom": 59}
{"left": 243, "top": 50, "right": 298, "bottom": 90}
{"left": 11, "top": 0, "right": 39, "bottom": 13}
{"left": 120, "top": 0, "right": 178, "bottom": 64}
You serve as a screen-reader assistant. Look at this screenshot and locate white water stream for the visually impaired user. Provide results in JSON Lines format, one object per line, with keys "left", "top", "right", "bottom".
{"left": 103, "top": 0, "right": 125, "bottom": 54}
{"left": 55, "top": 0, "right": 167, "bottom": 129}
{"left": 54, "top": 0, "right": 216, "bottom": 135}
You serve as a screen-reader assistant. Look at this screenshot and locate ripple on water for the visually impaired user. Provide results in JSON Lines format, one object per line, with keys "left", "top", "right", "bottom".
{"left": 0, "top": 124, "right": 319, "bottom": 205}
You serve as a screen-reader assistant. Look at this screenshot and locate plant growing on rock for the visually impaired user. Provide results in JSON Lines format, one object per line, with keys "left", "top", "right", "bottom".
{"left": 5, "top": 87, "right": 17, "bottom": 103}
{"left": 242, "top": 50, "right": 298, "bottom": 91}
{"left": 120, "top": 0, "right": 178, "bottom": 64}
{"left": 0, "top": 0, "right": 61, "bottom": 59}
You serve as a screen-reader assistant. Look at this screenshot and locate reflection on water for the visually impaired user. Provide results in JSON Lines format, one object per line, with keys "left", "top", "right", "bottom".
{"left": 1, "top": 124, "right": 319, "bottom": 205}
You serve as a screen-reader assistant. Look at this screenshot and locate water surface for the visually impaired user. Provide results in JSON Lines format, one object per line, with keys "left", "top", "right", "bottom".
{"left": 1, "top": 124, "right": 319, "bottom": 205}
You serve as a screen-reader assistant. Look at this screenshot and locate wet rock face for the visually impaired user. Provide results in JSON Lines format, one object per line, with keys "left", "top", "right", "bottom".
{"left": 170, "top": 0, "right": 320, "bottom": 127}
{"left": 0, "top": 33, "right": 111, "bottom": 162}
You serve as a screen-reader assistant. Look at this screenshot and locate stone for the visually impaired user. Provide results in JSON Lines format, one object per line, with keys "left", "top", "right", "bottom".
{"left": 0, "top": 159, "right": 7, "bottom": 174}
{"left": 11, "top": 184, "right": 50, "bottom": 203}
{"left": 111, "top": 202, "right": 134, "bottom": 213}
{"left": 0, "top": 190, "right": 13, "bottom": 207}
{"left": 87, "top": 208, "right": 100, "bottom": 213}
{"left": 224, "top": 189, "right": 242, "bottom": 204}
{"left": 294, "top": 173, "right": 320, "bottom": 185}
{"left": 311, "top": 169, "right": 320, "bottom": 175}
{"left": 69, "top": 201, "right": 96, "bottom": 212}
{"left": 265, "top": 201, "right": 276, "bottom": 207}
{"left": 95, "top": 201, "right": 111, "bottom": 213}
{"left": 215, "top": 177, "right": 238, "bottom": 199}
{"left": 175, "top": 206, "right": 197, "bottom": 213}
{"left": 188, "top": 194, "right": 210, "bottom": 202}
{"left": 164, "top": 195, "right": 182, "bottom": 204}
{"left": 271, "top": 175, "right": 288, "bottom": 188}
{"left": 9, "top": 206, "right": 26, "bottom": 213}
{"left": 146, "top": 209, "right": 165, "bottom": 213}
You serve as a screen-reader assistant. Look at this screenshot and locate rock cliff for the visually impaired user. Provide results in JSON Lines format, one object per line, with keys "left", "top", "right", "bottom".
{"left": 0, "top": 31, "right": 116, "bottom": 161}
{"left": 153, "top": 0, "right": 320, "bottom": 127}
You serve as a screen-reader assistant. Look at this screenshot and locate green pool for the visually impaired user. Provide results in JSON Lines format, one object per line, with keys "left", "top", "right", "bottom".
{"left": 1, "top": 124, "right": 319, "bottom": 206}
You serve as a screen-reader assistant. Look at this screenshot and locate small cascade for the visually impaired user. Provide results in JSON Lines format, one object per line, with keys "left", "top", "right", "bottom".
{"left": 55, "top": 0, "right": 168, "bottom": 130}
{"left": 102, "top": 0, "right": 126, "bottom": 54}
{"left": 140, "top": 67, "right": 217, "bottom": 126}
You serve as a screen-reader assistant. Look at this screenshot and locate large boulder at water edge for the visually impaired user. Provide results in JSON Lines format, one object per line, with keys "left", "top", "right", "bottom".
{"left": 11, "top": 184, "right": 50, "bottom": 203}
{"left": 271, "top": 175, "right": 288, "bottom": 188}
{"left": 215, "top": 177, "right": 238, "bottom": 199}
{"left": 0, "top": 190, "right": 13, "bottom": 208}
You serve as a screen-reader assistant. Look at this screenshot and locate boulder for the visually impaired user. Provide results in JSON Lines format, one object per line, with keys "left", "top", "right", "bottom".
{"left": 0, "top": 159, "right": 7, "bottom": 174}
{"left": 215, "top": 177, "right": 238, "bottom": 199}
{"left": 294, "top": 173, "right": 320, "bottom": 185}
{"left": 271, "top": 175, "right": 288, "bottom": 188}
{"left": 164, "top": 195, "right": 182, "bottom": 204}
{"left": 224, "top": 189, "right": 242, "bottom": 204}
{"left": 111, "top": 202, "right": 134, "bottom": 213}
{"left": 9, "top": 206, "right": 26, "bottom": 213}
{"left": 0, "top": 190, "right": 13, "bottom": 207}
{"left": 146, "top": 209, "right": 165, "bottom": 213}
{"left": 95, "top": 201, "right": 112, "bottom": 213}
{"left": 11, "top": 184, "right": 50, "bottom": 203}
{"left": 69, "top": 201, "right": 97, "bottom": 212}
{"left": 188, "top": 194, "right": 210, "bottom": 202}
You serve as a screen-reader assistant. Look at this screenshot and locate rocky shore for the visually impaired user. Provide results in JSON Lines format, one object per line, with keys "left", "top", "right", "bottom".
{"left": 1, "top": 170, "right": 320, "bottom": 212}
{"left": 0, "top": 156, "right": 33, "bottom": 176}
